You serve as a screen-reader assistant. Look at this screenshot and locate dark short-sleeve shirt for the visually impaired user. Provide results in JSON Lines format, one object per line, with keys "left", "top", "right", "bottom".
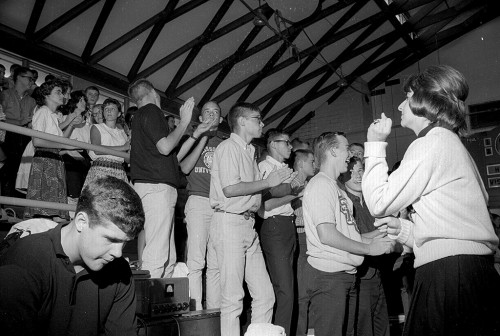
{"left": 0, "top": 223, "right": 137, "bottom": 336}
{"left": 186, "top": 135, "right": 224, "bottom": 198}
{"left": 130, "top": 103, "right": 180, "bottom": 187}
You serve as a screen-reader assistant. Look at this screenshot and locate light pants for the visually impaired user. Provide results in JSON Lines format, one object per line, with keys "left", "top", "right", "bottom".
{"left": 208, "top": 212, "right": 275, "bottom": 336}
{"left": 185, "top": 195, "right": 220, "bottom": 310}
{"left": 134, "top": 183, "right": 177, "bottom": 278}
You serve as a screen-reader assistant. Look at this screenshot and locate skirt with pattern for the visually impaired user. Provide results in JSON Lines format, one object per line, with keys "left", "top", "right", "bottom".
{"left": 82, "top": 158, "right": 129, "bottom": 190}
{"left": 24, "top": 149, "right": 69, "bottom": 219}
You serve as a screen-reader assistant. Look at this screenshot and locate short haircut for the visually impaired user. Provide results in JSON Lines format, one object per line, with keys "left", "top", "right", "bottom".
{"left": 313, "top": 131, "right": 345, "bottom": 167}
{"left": 102, "top": 98, "right": 122, "bottom": 113}
{"left": 227, "top": 102, "right": 260, "bottom": 132}
{"left": 265, "top": 128, "right": 289, "bottom": 147}
{"left": 349, "top": 143, "right": 364, "bottom": 150}
{"left": 13, "top": 66, "right": 32, "bottom": 82}
{"left": 31, "top": 69, "right": 38, "bottom": 78}
{"left": 85, "top": 85, "right": 100, "bottom": 94}
{"left": 293, "top": 149, "right": 314, "bottom": 170}
{"left": 0, "top": 64, "right": 6, "bottom": 71}
{"left": 403, "top": 65, "right": 469, "bottom": 135}
{"left": 33, "top": 79, "right": 63, "bottom": 106}
{"left": 339, "top": 156, "right": 363, "bottom": 183}
{"left": 76, "top": 176, "right": 145, "bottom": 239}
{"left": 128, "top": 78, "right": 155, "bottom": 103}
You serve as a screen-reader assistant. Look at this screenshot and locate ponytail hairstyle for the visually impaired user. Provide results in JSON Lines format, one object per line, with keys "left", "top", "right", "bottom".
{"left": 403, "top": 65, "right": 468, "bottom": 136}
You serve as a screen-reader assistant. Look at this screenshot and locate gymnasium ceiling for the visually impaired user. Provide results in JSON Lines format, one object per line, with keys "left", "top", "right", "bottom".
{"left": 1, "top": 0, "right": 498, "bottom": 133}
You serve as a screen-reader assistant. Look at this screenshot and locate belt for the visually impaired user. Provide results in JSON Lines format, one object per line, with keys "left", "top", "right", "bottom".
{"left": 215, "top": 209, "right": 255, "bottom": 220}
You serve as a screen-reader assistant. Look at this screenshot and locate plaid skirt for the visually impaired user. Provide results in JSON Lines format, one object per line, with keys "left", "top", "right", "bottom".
{"left": 82, "top": 158, "right": 128, "bottom": 190}
{"left": 24, "top": 149, "right": 69, "bottom": 219}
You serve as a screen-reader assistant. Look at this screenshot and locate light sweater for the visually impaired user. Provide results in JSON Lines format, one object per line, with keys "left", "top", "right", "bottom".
{"left": 363, "top": 126, "right": 498, "bottom": 267}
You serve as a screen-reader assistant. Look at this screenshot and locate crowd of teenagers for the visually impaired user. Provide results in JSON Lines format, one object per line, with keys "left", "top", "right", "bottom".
{"left": 1, "top": 64, "right": 500, "bottom": 336}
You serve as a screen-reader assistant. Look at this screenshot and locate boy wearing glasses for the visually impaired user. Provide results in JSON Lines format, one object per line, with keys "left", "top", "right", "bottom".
{"left": 296, "top": 132, "right": 394, "bottom": 336}
{"left": 0, "top": 66, "right": 36, "bottom": 197}
{"left": 257, "top": 128, "right": 297, "bottom": 336}
{"left": 209, "top": 102, "right": 292, "bottom": 336}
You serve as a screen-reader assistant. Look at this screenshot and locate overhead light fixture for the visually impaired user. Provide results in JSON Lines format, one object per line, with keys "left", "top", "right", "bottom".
{"left": 253, "top": 8, "right": 266, "bottom": 26}
{"left": 337, "top": 78, "right": 348, "bottom": 87}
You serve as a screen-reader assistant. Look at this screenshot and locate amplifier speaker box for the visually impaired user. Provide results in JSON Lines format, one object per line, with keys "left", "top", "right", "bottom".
{"left": 137, "top": 309, "right": 221, "bottom": 336}
{"left": 135, "top": 277, "right": 190, "bottom": 317}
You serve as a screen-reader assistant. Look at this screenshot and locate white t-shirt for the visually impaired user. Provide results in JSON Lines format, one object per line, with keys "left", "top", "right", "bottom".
{"left": 303, "top": 172, "right": 364, "bottom": 273}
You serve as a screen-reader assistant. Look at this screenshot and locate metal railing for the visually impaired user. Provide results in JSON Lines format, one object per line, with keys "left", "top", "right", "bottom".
{"left": 0, "top": 121, "right": 130, "bottom": 213}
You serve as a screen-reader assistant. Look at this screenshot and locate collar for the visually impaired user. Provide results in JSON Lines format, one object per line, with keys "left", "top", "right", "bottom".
{"left": 230, "top": 133, "right": 252, "bottom": 150}
{"left": 417, "top": 122, "right": 437, "bottom": 138}
{"left": 265, "top": 155, "right": 286, "bottom": 167}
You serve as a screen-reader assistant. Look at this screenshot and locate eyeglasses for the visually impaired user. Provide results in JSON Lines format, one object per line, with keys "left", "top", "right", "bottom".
{"left": 246, "top": 115, "right": 262, "bottom": 122}
{"left": 273, "top": 139, "right": 291, "bottom": 146}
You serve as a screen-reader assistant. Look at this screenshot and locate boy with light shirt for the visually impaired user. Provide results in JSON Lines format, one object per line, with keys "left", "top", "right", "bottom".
{"left": 297, "top": 132, "right": 393, "bottom": 336}
{"left": 209, "top": 102, "right": 292, "bottom": 336}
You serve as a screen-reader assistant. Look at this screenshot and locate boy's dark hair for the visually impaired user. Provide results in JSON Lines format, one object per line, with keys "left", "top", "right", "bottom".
{"left": 76, "top": 176, "right": 145, "bottom": 239}
{"left": 13, "top": 66, "right": 32, "bottom": 82}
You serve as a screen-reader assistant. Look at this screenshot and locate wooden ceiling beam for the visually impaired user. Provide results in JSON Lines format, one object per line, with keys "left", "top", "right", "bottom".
{"left": 260, "top": 0, "right": 370, "bottom": 118}
{"left": 165, "top": 0, "right": 235, "bottom": 98}
{"left": 135, "top": 8, "right": 258, "bottom": 80}
{"left": 198, "top": 12, "right": 271, "bottom": 107}
{"left": 88, "top": 0, "right": 209, "bottom": 65}
{"left": 82, "top": 0, "right": 116, "bottom": 62}
{"left": 236, "top": 0, "right": 355, "bottom": 104}
{"left": 368, "top": 3, "right": 497, "bottom": 90}
{"left": 25, "top": 0, "right": 46, "bottom": 38}
{"left": 127, "top": 1, "right": 179, "bottom": 80}
{"left": 33, "top": 0, "right": 101, "bottom": 42}
{"left": 284, "top": 111, "right": 315, "bottom": 135}
{"left": 276, "top": 18, "right": 388, "bottom": 129}
{"left": 198, "top": 1, "right": 355, "bottom": 104}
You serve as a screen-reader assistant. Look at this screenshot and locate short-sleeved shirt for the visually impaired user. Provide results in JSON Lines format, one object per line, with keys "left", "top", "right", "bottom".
{"left": 303, "top": 172, "right": 364, "bottom": 273}
{"left": 258, "top": 155, "right": 294, "bottom": 218}
{"left": 32, "top": 105, "right": 63, "bottom": 137}
{"left": 130, "top": 103, "right": 180, "bottom": 187}
{"left": 0, "top": 88, "right": 36, "bottom": 126}
{"left": 210, "top": 133, "right": 261, "bottom": 213}
{"left": 0, "top": 222, "right": 137, "bottom": 336}
{"left": 186, "top": 135, "right": 224, "bottom": 198}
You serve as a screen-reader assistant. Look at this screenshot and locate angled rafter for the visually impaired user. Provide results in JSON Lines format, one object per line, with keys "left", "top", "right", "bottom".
{"left": 25, "top": 0, "right": 46, "bottom": 38}
{"left": 33, "top": 0, "right": 101, "bottom": 42}
{"left": 165, "top": 0, "right": 235, "bottom": 98}
{"left": 284, "top": 111, "right": 315, "bottom": 135}
{"left": 275, "top": 17, "right": 387, "bottom": 129}
{"left": 135, "top": 8, "right": 261, "bottom": 81}
{"left": 414, "top": 0, "right": 475, "bottom": 31}
{"left": 373, "top": 0, "right": 417, "bottom": 50}
{"left": 82, "top": 0, "right": 116, "bottom": 62}
{"left": 237, "top": 0, "right": 354, "bottom": 103}
{"left": 261, "top": 0, "right": 370, "bottom": 118}
{"left": 369, "top": 4, "right": 499, "bottom": 90}
{"left": 199, "top": 10, "right": 272, "bottom": 106}
{"left": 88, "top": 0, "right": 209, "bottom": 65}
{"left": 187, "top": 2, "right": 356, "bottom": 104}
{"left": 326, "top": 30, "right": 402, "bottom": 105}
{"left": 127, "top": 1, "right": 179, "bottom": 79}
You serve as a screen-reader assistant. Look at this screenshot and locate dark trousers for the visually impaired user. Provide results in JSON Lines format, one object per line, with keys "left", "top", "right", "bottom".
{"left": 297, "top": 262, "right": 358, "bottom": 336}
{"left": 404, "top": 255, "right": 500, "bottom": 336}
{"left": 354, "top": 271, "right": 390, "bottom": 336}
{"left": 260, "top": 215, "right": 296, "bottom": 336}
{"left": 0, "top": 131, "right": 30, "bottom": 197}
